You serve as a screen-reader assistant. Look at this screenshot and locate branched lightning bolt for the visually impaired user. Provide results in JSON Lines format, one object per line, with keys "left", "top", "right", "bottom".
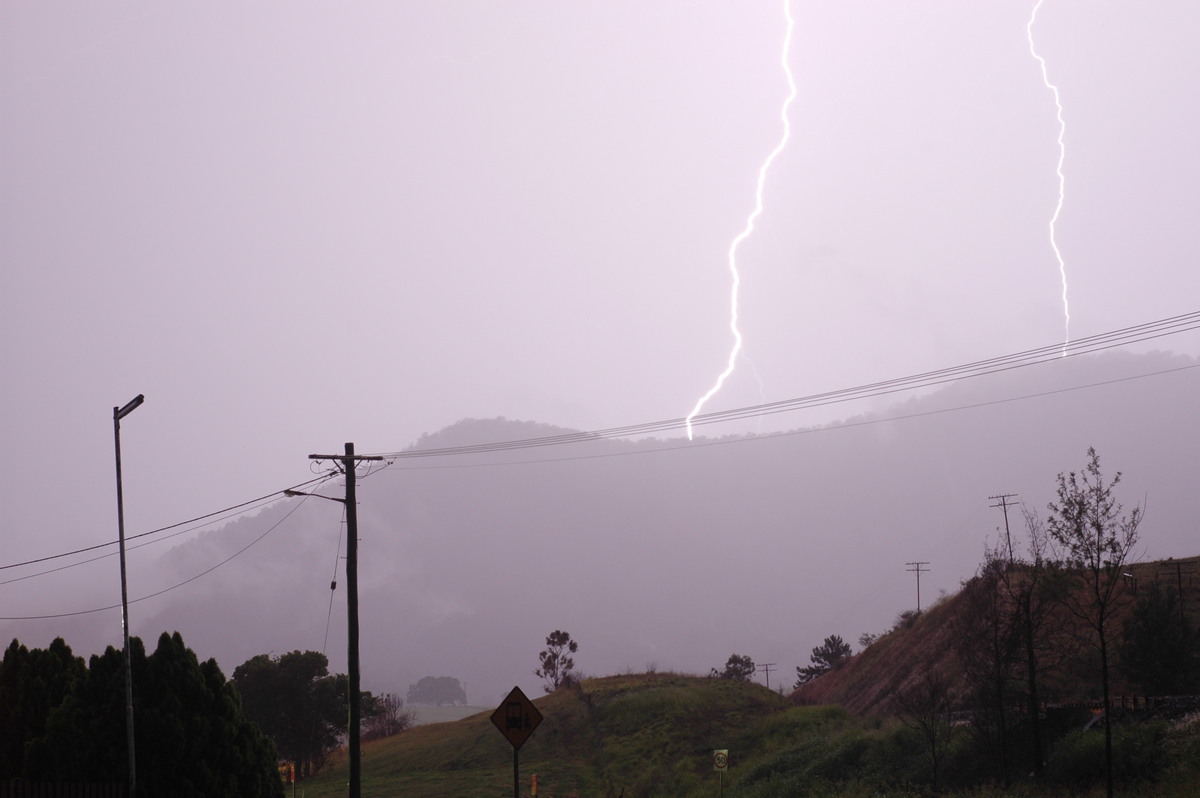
{"left": 685, "top": 0, "right": 796, "bottom": 440}
{"left": 1027, "top": 0, "right": 1070, "bottom": 354}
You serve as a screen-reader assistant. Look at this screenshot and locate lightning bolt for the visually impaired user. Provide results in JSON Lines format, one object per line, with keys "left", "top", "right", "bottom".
{"left": 685, "top": 0, "right": 797, "bottom": 440}
{"left": 1027, "top": 0, "right": 1070, "bottom": 354}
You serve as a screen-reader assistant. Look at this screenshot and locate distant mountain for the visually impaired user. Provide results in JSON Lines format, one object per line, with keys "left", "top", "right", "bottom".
{"left": 5, "top": 349, "right": 1198, "bottom": 708}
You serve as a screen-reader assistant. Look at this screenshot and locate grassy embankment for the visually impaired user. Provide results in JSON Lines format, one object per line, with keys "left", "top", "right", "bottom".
{"left": 298, "top": 672, "right": 1200, "bottom": 798}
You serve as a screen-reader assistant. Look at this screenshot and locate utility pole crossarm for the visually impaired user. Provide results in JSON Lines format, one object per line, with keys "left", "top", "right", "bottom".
{"left": 989, "top": 493, "right": 1019, "bottom": 562}
{"left": 308, "top": 453, "right": 385, "bottom": 464}
{"left": 906, "top": 561, "right": 930, "bottom": 613}
{"left": 757, "top": 662, "right": 777, "bottom": 691}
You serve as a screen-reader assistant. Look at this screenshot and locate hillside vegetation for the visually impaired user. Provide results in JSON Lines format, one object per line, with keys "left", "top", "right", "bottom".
{"left": 299, "top": 669, "right": 1200, "bottom": 797}
{"left": 302, "top": 673, "right": 793, "bottom": 797}
{"left": 795, "top": 555, "right": 1200, "bottom": 716}
{"left": 294, "top": 548, "right": 1200, "bottom": 797}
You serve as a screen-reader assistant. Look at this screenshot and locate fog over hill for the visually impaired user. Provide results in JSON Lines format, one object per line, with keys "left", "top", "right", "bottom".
{"left": 3, "top": 350, "right": 1197, "bottom": 706}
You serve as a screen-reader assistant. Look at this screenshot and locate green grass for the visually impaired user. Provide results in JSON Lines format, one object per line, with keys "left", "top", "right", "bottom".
{"left": 296, "top": 673, "right": 1200, "bottom": 798}
{"left": 408, "top": 704, "right": 491, "bottom": 726}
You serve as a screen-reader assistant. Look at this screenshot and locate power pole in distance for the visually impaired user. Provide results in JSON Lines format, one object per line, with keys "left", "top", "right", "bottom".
{"left": 757, "top": 662, "right": 777, "bottom": 690}
{"left": 989, "top": 493, "right": 1019, "bottom": 561}
{"left": 906, "top": 562, "right": 930, "bottom": 612}
{"left": 308, "top": 443, "right": 383, "bottom": 798}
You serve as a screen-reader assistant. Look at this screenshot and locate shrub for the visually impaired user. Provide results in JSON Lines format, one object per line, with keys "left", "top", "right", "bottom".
{"left": 1046, "top": 722, "right": 1170, "bottom": 789}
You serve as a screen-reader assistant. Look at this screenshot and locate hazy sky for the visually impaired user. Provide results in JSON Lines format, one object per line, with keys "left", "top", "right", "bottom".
{"left": 3, "top": 1, "right": 1200, "bottom": 666}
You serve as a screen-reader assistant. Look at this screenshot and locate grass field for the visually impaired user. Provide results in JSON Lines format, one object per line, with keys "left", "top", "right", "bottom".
{"left": 408, "top": 704, "right": 491, "bottom": 727}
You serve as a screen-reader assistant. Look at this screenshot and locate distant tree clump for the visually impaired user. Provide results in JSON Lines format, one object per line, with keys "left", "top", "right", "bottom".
{"left": 535, "top": 630, "right": 578, "bottom": 693}
{"left": 795, "top": 635, "right": 853, "bottom": 687}
{"left": 407, "top": 675, "right": 467, "bottom": 706}
{"left": 711, "top": 653, "right": 755, "bottom": 681}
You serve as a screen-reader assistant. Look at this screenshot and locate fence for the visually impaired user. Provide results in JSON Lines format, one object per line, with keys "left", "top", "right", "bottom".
{"left": 0, "top": 782, "right": 125, "bottom": 798}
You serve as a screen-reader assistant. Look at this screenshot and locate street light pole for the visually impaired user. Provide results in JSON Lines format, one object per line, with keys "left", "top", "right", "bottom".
{"left": 113, "top": 393, "right": 144, "bottom": 798}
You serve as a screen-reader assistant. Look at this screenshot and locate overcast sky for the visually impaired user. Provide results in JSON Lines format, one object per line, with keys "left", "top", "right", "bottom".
{"left": 3, "top": 2, "right": 1199, "bottom": 637}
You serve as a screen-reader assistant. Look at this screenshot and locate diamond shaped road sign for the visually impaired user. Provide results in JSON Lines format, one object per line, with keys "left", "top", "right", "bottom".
{"left": 491, "top": 685, "right": 543, "bottom": 750}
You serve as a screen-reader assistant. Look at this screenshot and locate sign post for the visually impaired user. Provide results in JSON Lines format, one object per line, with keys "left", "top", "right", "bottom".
{"left": 491, "top": 686, "right": 543, "bottom": 798}
{"left": 713, "top": 749, "right": 729, "bottom": 797}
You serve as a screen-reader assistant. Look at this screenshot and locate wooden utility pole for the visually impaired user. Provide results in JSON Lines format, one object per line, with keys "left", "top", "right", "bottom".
{"left": 308, "top": 443, "right": 382, "bottom": 798}
{"left": 757, "top": 663, "right": 777, "bottom": 690}
{"left": 989, "top": 493, "right": 1019, "bottom": 562}
{"left": 906, "top": 562, "right": 930, "bottom": 612}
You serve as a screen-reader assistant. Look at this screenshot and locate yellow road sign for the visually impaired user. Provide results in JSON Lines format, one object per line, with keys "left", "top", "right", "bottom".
{"left": 491, "top": 686, "right": 543, "bottom": 750}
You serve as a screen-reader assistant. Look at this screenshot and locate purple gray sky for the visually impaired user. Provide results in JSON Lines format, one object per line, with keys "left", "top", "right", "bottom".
{"left": 3, "top": 1, "right": 1200, "bottom": 676}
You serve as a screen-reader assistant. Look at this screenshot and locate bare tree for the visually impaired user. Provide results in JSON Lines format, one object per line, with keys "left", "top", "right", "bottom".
{"left": 893, "top": 670, "right": 956, "bottom": 793}
{"left": 1007, "top": 506, "right": 1072, "bottom": 778}
{"left": 1046, "top": 447, "right": 1142, "bottom": 798}
{"left": 362, "top": 693, "right": 414, "bottom": 740}
{"left": 953, "top": 545, "right": 1019, "bottom": 786}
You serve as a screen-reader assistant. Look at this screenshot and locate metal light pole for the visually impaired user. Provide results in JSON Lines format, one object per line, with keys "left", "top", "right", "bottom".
{"left": 113, "top": 393, "right": 144, "bottom": 798}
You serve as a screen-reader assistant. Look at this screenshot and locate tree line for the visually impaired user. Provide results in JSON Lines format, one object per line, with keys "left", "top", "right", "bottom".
{"left": 712, "top": 449, "right": 1198, "bottom": 795}
{"left": 894, "top": 448, "right": 1197, "bottom": 795}
{"left": 0, "top": 633, "right": 415, "bottom": 794}
{"left": 0, "top": 632, "right": 282, "bottom": 796}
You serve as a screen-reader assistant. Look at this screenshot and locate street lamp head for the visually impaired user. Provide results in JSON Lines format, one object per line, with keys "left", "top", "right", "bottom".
{"left": 284, "top": 488, "right": 345, "bottom": 504}
{"left": 115, "top": 394, "right": 145, "bottom": 420}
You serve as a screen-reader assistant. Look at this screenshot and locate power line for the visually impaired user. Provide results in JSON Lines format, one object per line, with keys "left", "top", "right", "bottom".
{"left": 371, "top": 361, "right": 1198, "bottom": 474}
{"left": 0, "top": 474, "right": 336, "bottom": 573}
{"left": 5, "top": 312, "right": 1198, "bottom": 589}
{"left": 366, "top": 311, "right": 1200, "bottom": 461}
{"left": 0, "top": 495, "right": 315, "bottom": 621}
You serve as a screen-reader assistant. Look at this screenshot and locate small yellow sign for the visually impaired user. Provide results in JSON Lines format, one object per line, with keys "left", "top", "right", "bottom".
{"left": 713, "top": 749, "right": 729, "bottom": 772}
{"left": 490, "top": 685, "right": 544, "bottom": 750}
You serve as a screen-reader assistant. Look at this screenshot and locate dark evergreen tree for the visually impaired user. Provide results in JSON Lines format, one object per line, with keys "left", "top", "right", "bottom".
{"left": 28, "top": 633, "right": 282, "bottom": 797}
{"left": 795, "top": 635, "right": 853, "bottom": 686}
{"left": 0, "top": 637, "right": 86, "bottom": 778}
{"left": 33, "top": 640, "right": 136, "bottom": 782}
